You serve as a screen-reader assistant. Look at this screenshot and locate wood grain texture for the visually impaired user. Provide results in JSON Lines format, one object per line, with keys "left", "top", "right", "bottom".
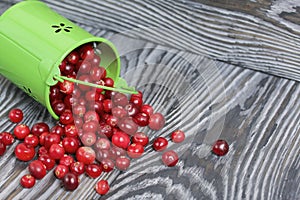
{"left": 5, "top": 0, "right": 299, "bottom": 82}
{"left": 0, "top": 1, "right": 299, "bottom": 200}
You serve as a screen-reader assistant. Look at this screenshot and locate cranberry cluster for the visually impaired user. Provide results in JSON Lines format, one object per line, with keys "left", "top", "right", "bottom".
{"left": 0, "top": 42, "right": 229, "bottom": 196}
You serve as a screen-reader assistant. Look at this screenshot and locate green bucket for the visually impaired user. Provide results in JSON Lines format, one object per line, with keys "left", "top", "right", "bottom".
{"left": 0, "top": 0, "right": 136, "bottom": 119}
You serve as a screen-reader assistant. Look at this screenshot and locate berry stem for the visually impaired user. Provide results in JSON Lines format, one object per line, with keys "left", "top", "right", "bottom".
{"left": 54, "top": 75, "right": 138, "bottom": 94}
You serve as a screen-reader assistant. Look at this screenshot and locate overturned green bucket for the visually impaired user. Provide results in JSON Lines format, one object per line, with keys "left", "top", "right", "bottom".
{"left": 0, "top": 0, "right": 136, "bottom": 119}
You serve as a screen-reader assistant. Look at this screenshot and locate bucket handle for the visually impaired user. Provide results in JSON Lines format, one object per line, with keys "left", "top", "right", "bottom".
{"left": 54, "top": 75, "right": 138, "bottom": 94}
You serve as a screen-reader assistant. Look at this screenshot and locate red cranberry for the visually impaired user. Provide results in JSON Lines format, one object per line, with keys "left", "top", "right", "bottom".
{"left": 62, "top": 137, "right": 80, "bottom": 154}
{"left": 76, "top": 60, "right": 92, "bottom": 73}
{"left": 49, "top": 144, "right": 65, "bottom": 160}
{"left": 20, "top": 174, "right": 35, "bottom": 188}
{"left": 152, "top": 137, "right": 168, "bottom": 152}
{"left": 50, "top": 124, "right": 65, "bottom": 137}
{"left": 31, "top": 122, "right": 49, "bottom": 137}
{"left": 96, "top": 149, "right": 111, "bottom": 162}
{"left": 14, "top": 143, "right": 35, "bottom": 161}
{"left": 112, "top": 106, "right": 127, "bottom": 119}
{"left": 67, "top": 51, "right": 80, "bottom": 64}
{"left": 77, "top": 75, "right": 93, "bottom": 91}
{"left": 118, "top": 117, "right": 138, "bottom": 135}
{"left": 115, "top": 156, "right": 130, "bottom": 171}
{"left": 95, "top": 180, "right": 110, "bottom": 195}
{"left": 60, "top": 63, "right": 74, "bottom": 76}
{"left": 110, "top": 146, "right": 126, "bottom": 160}
{"left": 39, "top": 132, "right": 48, "bottom": 146}
{"left": 212, "top": 140, "right": 229, "bottom": 156}
{"left": 0, "top": 132, "right": 15, "bottom": 146}
{"left": 38, "top": 146, "right": 48, "bottom": 157}
{"left": 63, "top": 95, "right": 76, "bottom": 109}
{"left": 28, "top": 160, "right": 47, "bottom": 180}
{"left": 171, "top": 130, "right": 185, "bottom": 143}
{"left": 24, "top": 134, "right": 39, "bottom": 148}
{"left": 76, "top": 146, "right": 96, "bottom": 165}
{"left": 59, "top": 154, "right": 75, "bottom": 167}
{"left": 64, "top": 124, "right": 78, "bottom": 138}
{"left": 82, "top": 121, "right": 98, "bottom": 133}
{"left": 140, "top": 104, "right": 154, "bottom": 116}
{"left": 92, "top": 101, "right": 103, "bottom": 114}
{"left": 133, "top": 112, "right": 149, "bottom": 127}
{"left": 0, "top": 141, "right": 6, "bottom": 156}
{"left": 79, "top": 44, "right": 94, "bottom": 60}
{"left": 106, "top": 115, "right": 118, "bottom": 127}
{"left": 112, "top": 93, "right": 128, "bottom": 107}
{"left": 49, "top": 86, "right": 64, "bottom": 101}
{"left": 63, "top": 172, "right": 79, "bottom": 191}
{"left": 13, "top": 124, "right": 31, "bottom": 140}
{"left": 59, "top": 110, "right": 74, "bottom": 125}
{"left": 103, "top": 99, "right": 112, "bottom": 113}
{"left": 84, "top": 111, "right": 100, "bottom": 122}
{"left": 9, "top": 108, "right": 23, "bottom": 123}
{"left": 81, "top": 132, "right": 97, "bottom": 146}
{"left": 100, "top": 158, "right": 114, "bottom": 172}
{"left": 38, "top": 154, "right": 56, "bottom": 170}
{"left": 70, "top": 161, "right": 85, "bottom": 176}
{"left": 95, "top": 138, "right": 111, "bottom": 151}
{"left": 127, "top": 143, "right": 144, "bottom": 159}
{"left": 54, "top": 164, "right": 69, "bottom": 179}
{"left": 90, "top": 66, "right": 105, "bottom": 81}
{"left": 125, "top": 103, "right": 139, "bottom": 117}
{"left": 148, "top": 113, "right": 165, "bottom": 130}
{"left": 85, "top": 90, "right": 97, "bottom": 102}
{"left": 98, "top": 123, "right": 113, "bottom": 138}
{"left": 162, "top": 150, "right": 179, "bottom": 167}
{"left": 91, "top": 54, "right": 101, "bottom": 66}
{"left": 131, "top": 90, "right": 143, "bottom": 99}
{"left": 132, "top": 132, "right": 149, "bottom": 147}
{"left": 103, "top": 77, "right": 114, "bottom": 87}
{"left": 59, "top": 80, "right": 74, "bottom": 95}
{"left": 130, "top": 96, "right": 143, "bottom": 108}
{"left": 86, "top": 164, "right": 102, "bottom": 178}
{"left": 111, "top": 131, "right": 131, "bottom": 149}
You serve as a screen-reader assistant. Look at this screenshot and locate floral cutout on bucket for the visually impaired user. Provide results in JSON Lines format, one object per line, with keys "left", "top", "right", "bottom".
{"left": 51, "top": 23, "right": 73, "bottom": 33}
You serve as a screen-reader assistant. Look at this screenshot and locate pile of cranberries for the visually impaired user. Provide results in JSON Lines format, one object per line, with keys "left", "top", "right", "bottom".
{"left": 0, "top": 42, "right": 229, "bottom": 196}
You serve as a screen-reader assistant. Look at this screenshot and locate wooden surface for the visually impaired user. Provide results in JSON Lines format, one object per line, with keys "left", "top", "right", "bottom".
{"left": 0, "top": 0, "right": 299, "bottom": 200}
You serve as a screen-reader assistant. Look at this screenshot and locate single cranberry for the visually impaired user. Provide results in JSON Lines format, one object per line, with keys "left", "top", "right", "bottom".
{"left": 148, "top": 113, "right": 165, "bottom": 130}
{"left": 39, "top": 132, "right": 48, "bottom": 146}
{"left": 95, "top": 91, "right": 105, "bottom": 102}
{"left": 28, "top": 160, "right": 47, "bottom": 180}
{"left": 91, "top": 101, "right": 103, "bottom": 114}
{"left": 125, "top": 103, "right": 139, "bottom": 117}
{"left": 38, "top": 146, "right": 48, "bottom": 157}
{"left": 76, "top": 60, "right": 92, "bottom": 74}
{"left": 0, "top": 132, "right": 15, "bottom": 146}
{"left": 0, "top": 141, "right": 6, "bottom": 156}
{"left": 20, "top": 174, "right": 35, "bottom": 188}
{"left": 161, "top": 150, "right": 179, "bottom": 167}
{"left": 24, "top": 134, "right": 39, "bottom": 148}
{"left": 104, "top": 90, "right": 116, "bottom": 99}
{"left": 86, "top": 164, "right": 102, "bottom": 178}
{"left": 212, "top": 140, "right": 229, "bottom": 156}
{"left": 13, "top": 124, "right": 31, "bottom": 140}
{"left": 127, "top": 143, "right": 144, "bottom": 159}
{"left": 59, "top": 80, "right": 74, "bottom": 95}
{"left": 50, "top": 125, "right": 65, "bottom": 137}
{"left": 129, "top": 96, "right": 143, "bottom": 108}
{"left": 90, "top": 66, "right": 105, "bottom": 81}
{"left": 52, "top": 101, "right": 66, "bottom": 116}
{"left": 90, "top": 54, "right": 101, "bottom": 66}
{"left": 74, "top": 117, "right": 83, "bottom": 128}
{"left": 112, "top": 93, "right": 128, "bottom": 107}
{"left": 14, "top": 143, "right": 35, "bottom": 161}
{"left": 106, "top": 115, "right": 118, "bottom": 127}
{"left": 131, "top": 90, "right": 143, "bottom": 99}
{"left": 64, "top": 124, "right": 78, "bottom": 138}
{"left": 115, "top": 156, "right": 130, "bottom": 171}
{"left": 49, "top": 86, "right": 64, "bottom": 101}
{"left": 100, "top": 158, "right": 114, "bottom": 173}
{"left": 133, "top": 112, "right": 149, "bottom": 127}
{"left": 82, "top": 120, "right": 99, "bottom": 133}
{"left": 54, "top": 164, "right": 69, "bottom": 179}
{"left": 63, "top": 94, "right": 77, "bottom": 109}
{"left": 8, "top": 108, "right": 23, "bottom": 123}
{"left": 94, "top": 138, "right": 111, "bottom": 151}
{"left": 59, "top": 110, "right": 74, "bottom": 125}
{"left": 77, "top": 75, "right": 93, "bottom": 91}
{"left": 110, "top": 146, "right": 126, "bottom": 160}
{"left": 72, "top": 105, "right": 86, "bottom": 117}
{"left": 97, "top": 123, "right": 113, "bottom": 138}
{"left": 152, "top": 137, "right": 168, "bottom": 152}
{"left": 70, "top": 161, "right": 85, "bottom": 176}
{"left": 95, "top": 180, "right": 110, "bottom": 195}
{"left": 103, "top": 77, "right": 114, "bottom": 87}
{"left": 67, "top": 51, "right": 80, "bottom": 64}
{"left": 140, "top": 104, "right": 154, "bottom": 116}
{"left": 59, "top": 154, "right": 75, "bottom": 167}
{"left": 60, "top": 63, "right": 74, "bottom": 76}
{"left": 84, "top": 111, "right": 100, "bottom": 122}
{"left": 79, "top": 44, "right": 94, "bottom": 60}
{"left": 63, "top": 172, "right": 79, "bottom": 191}
{"left": 31, "top": 122, "right": 49, "bottom": 137}
{"left": 62, "top": 137, "right": 80, "bottom": 154}
{"left": 102, "top": 99, "right": 112, "bottom": 113}
{"left": 171, "top": 130, "right": 185, "bottom": 143}
{"left": 49, "top": 144, "right": 65, "bottom": 160}
{"left": 44, "top": 133, "right": 61, "bottom": 150}
{"left": 111, "top": 131, "right": 131, "bottom": 149}
{"left": 118, "top": 117, "right": 138, "bottom": 136}
{"left": 38, "top": 154, "right": 56, "bottom": 170}
{"left": 81, "top": 132, "right": 97, "bottom": 146}
{"left": 85, "top": 90, "right": 97, "bottom": 102}
{"left": 132, "top": 132, "right": 149, "bottom": 147}
{"left": 76, "top": 146, "right": 96, "bottom": 165}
